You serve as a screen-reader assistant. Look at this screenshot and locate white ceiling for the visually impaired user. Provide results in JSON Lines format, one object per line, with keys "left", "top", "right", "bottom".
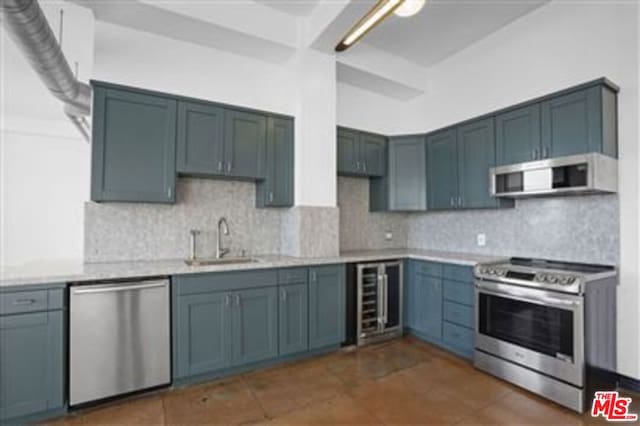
{"left": 363, "top": 0, "right": 548, "bottom": 67}
{"left": 252, "top": 0, "right": 320, "bottom": 16}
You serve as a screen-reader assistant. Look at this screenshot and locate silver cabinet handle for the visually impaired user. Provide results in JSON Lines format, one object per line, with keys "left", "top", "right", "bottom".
{"left": 217, "top": 160, "right": 223, "bottom": 172}
{"left": 13, "top": 299, "right": 36, "bottom": 306}
{"left": 225, "top": 294, "right": 231, "bottom": 308}
{"left": 72, "top": 281, "right": 167, "bottom": 295}
{"left": 355, "top": 162, "right": 360, "bottom": 171}
{"left": 269, "top": 192, "right": 274, "bottom": 203}
{"left": 458, "top": 196, "right": 462, "bottom": 207}
{"left": 280, "top": 288, "right": 286, "bottom": 302}
{"left": 310, "top": 271, "right": 316, "bottom": 282}
{"left": 450, "top": 197, "right": 455, "bottom": 207}
{"left": 362, "top": 162, "right": 367, "bottom": 172}
{"left": 532, "top": 148, "right": 539, "bottom": 160}
{"left": 167, "top": 187, "right": 172, "bottom": 198}
{"left": 542, "top": 146, "right": 549, "bottom": 158}
{"left": 235, "top": 294, "right": 241, "bottom": 307}
{"left": 227, "top": 161, "right": 232, "bottom": 173}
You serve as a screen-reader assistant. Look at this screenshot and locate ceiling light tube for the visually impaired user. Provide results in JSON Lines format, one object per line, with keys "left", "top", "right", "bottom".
{"left": 335, "top": 0, "right": 403, "bottom": 52}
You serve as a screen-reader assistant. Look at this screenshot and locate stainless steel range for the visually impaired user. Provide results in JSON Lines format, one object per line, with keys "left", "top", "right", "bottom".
{"left": 474, "top": 258, "right": 617, "bottom": 413}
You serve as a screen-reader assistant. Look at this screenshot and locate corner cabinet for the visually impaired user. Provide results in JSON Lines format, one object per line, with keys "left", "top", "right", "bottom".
{"left": 337, "top": 127, "right": 386, "bottom": 177}
{"left": 0, "top": 286, "right": 66, "bottom": 423}
{"left": 256, "top": 117, "right": 294, "bottom": 207}
{"left": 91, "top": 83, "right": 177, "bottom": 203}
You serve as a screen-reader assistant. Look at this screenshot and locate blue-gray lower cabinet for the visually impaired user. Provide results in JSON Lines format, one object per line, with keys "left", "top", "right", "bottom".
{"left": 174, "top": 292, "right": 233, "bottom": 378}
{"left": 405, "top": 260, "right": 475, "bottom": 359}
{"left": 232, "top": 287, "right": 279, "bottom": 365}
{"left": 278, "top": 283, "right": 309, "bottom": 356}
{"left": 0, "top": 287, "right": 65, "bottom": 423}
{"left": 308, "top": 265, "right": 345, "bottom": 349}
{"left": 91, "top": 82, "right": 177, "bottom": 203}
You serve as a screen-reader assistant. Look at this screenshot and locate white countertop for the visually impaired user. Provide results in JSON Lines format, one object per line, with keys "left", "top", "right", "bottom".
{"left": 0, "top": 249, "right": 506, "bottom": 288}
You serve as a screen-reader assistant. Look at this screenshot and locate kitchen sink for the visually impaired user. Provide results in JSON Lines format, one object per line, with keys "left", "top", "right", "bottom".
{"left": 184, "top": 257, "right": 258, "bottom": 266}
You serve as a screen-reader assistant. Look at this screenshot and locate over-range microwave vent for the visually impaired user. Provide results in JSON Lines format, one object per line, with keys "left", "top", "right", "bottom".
{"left": 490, "top": 153, "right": 617, "bottom": 198}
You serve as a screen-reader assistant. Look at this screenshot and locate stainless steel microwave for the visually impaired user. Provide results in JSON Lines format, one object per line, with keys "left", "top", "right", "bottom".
{"left": 490, "top": 153, "right": 617, "bottom": 198}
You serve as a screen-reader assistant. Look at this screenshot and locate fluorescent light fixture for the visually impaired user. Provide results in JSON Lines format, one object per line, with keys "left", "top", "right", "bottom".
{"left": 335, "top": 0, "right": 403, "bottom": 52}
{"left": 394, "top": 0, "right": 425, "bottom": 17}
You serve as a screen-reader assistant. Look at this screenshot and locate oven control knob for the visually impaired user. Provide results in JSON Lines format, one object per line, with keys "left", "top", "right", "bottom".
{"left": 497, "top": 269, "right": 506, "bottom": 276}
{"left": 559, "top": 276, "right": 571, "bottom": 285}
{"left": 537, "top": 274, "right": 546, "bottom": 282}
{"left": 547, "top": 275, "right": 558, "bottom": 284}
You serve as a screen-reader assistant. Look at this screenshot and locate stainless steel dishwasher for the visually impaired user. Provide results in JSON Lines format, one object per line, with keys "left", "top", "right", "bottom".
{"left": 69, "top": 279, "right": 171, "bottom": 406}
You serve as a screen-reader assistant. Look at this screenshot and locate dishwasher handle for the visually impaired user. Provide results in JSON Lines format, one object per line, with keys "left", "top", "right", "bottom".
{"left": 71, "top": 280, "right": 168, "bottom": 295}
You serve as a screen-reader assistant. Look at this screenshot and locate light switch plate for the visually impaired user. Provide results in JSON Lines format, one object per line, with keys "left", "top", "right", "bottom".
{"left": 477, "top": 233, "right": 486, "bottom": 247}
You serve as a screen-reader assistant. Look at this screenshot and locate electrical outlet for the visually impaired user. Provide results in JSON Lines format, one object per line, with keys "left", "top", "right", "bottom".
{"left": 385, "top": 231, "right": 393, "bottom": 241}
{"left": 477, "top": 233, "right": 486, "bottom": 247}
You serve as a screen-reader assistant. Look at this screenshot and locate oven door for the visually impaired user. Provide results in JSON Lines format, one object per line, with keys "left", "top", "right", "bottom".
{"left": 475, "top": 280, "right": 584, "bottom": 387}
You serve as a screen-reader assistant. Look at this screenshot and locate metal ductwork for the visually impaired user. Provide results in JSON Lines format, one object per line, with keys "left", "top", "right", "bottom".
{"left": 1, "top": 0, "right": 91, "bottom": 141}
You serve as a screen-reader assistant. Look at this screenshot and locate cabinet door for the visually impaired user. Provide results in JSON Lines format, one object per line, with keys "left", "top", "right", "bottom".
{"left": 426, "top": 129, "right": 458, "bottom": 210}
{"left": 541, "top": 87, "right": 600, "bottom": 158}
{"left": 360, "top": 132, "right": 386, "bottom": 177}
{"left": 257, "top": 117, "right": 294, "bottom": 207}
{"left": 91, "top": 86, "right": 177, "bottom": 203}
{"left": 457, "top": 117, "right": 496, "bottom": 209}
{"left": 308, "top": 265, "right": 345, "bottom": 349}
{"left": 496, "top": 104, "right": 541, "bottom": 165}
{"left": 0, "top": 311, "right": 64, "bottom": 421}
{"left": 177, "top": 101, "right": 225, "bottom": 175}
{"left": 174, "top": 292, "right": 232, "bottom": 378}
{"left": 337, "top": 128, "right": 360, "bottom": 175}
{"left": 414, "top": 273, "right": 443, "bottom": 342}
{"left": 388, "top": 136, "right": 426, "bottom": 211}
{"left": 278, "top": 283, "right": 309, "bottom": 356}
{"left": 224, "top": 110, "right": 266, "bottom": 179}
{"left": 232, "top": 287, "right": 278, "bottom": 366}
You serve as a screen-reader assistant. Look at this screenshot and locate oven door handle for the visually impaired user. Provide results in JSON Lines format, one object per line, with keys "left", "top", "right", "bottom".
{"left": 476, "top": 282, "right": 582, "bottom": 309}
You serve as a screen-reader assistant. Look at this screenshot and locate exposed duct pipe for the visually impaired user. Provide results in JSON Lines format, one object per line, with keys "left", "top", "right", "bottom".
{"left": 1, "top": 0, "right": 92, "bottom": 141}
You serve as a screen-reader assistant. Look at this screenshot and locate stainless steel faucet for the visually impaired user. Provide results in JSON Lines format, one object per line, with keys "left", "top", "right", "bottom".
{"left": 216, "top": 217, "right": 230, "bottom": 259}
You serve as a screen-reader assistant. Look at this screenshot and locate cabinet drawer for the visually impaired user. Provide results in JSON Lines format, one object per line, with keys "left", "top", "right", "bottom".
{"left": 443, "top": 280, "right": 474, "bottom": 306}
{"left": 443, "top": 322, "right": 474, "bottom": 356}
{"left": 443, "top": 301, "right": 474, "bottom": 328}
{"left": 0, "top": 288, "right": 64, "bottom": 315}
{"left": 443, "top": 264, "right": 474, "bottom": 283}
{"left": 413, "top": 261, "right": 442, "bottom": 277}
{"left": 175, "top": 269, "right": 278, "bottom": 295}
{"left": 278, "top": 268, "right": 307, "bottom": 285}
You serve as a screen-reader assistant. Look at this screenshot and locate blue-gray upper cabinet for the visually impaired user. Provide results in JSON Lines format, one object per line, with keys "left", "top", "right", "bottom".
{"left": 232, "top": 287, "right": 278, "bottom": 365}
{"left": 387, "top": 136, "right": 427, "bottom": 211}
{"left": 308, "top": 265, "right": 345, "bottom": 349}
{"left": 91, "top": 84, "right": 177, "bottom": 203}
{"left": 177, "top": 101, "right": 225, "bottom": 175}
{"left": 457, "top": 118, "right": 497, "bottom": 209}
{"left": 224, "top": 110, "right": 266, "bottom": 179}
{"left": 256, "top": 117, "right": 294, "bottom": 208}
{"left": 426, "top": 129, "right": 458, "bottom": 210}
{"left": 541, "top": 85, "right": 617, "bottom": 159}
{"left": 278, "top": 283, "right": 309, "bottom": 356}
{"left": 337, "top": 127, "right": 386, "bottom": 177}
{"left": 495, "top": 104, "right": 541, "bottom": 165}
{"left": 174, "top": 291, "right": 232, "bottom": 378}
{"left": 0, "top": 287, "right": 65, "bottom": 423}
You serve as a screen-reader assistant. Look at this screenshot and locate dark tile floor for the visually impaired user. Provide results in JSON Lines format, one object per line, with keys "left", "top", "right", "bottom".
{"left": 45, "top": 337, "right": 639, "bottom": 425}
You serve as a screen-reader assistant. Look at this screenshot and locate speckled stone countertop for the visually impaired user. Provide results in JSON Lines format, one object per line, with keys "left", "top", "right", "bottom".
{"left": 0, "top": 249, "right": 506, "bottom": 288}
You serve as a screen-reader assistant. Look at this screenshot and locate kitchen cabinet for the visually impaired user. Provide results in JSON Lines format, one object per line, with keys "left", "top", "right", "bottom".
{"left": 91, "top": 83, "right": 177, "bottom": 203}
{"left": 496, "top": 81, "right": 617, "bottom": 165}
{"left": 541, "top": 85, "right": 617, "bottom": 158}
{"left": 427, "top": 119, "right": 511, "bottom": 211}
{"left": 495, "top": 104, "right": 541, "bottom": 166}
{"left": 278, "top": 283, "right": 309, "bottom": 356}
{"left": 177, "top": 101, "right": 225, "bottom": 175}
{"left": 0, "top": 286, "right": 65, "bottom": 423}
{"left": 426, "top": 129, "right": 458, "bottom": 210}
{"left": 405, "top": 261, "right": 475, "bottom": 359}
{"left": 308, "top": 265, "right": 345, "bottom": 349}
{"left": 224, "top": 110, "right": 266, "bottom": 179}
{"left": 231, "top": 287, "right": 278, "bottom": 365}
{"left": 256, "top": 116, "right": 294, "bottom": 207}
{"left": 174, "top": 292, "right": 233, "bottom": 378}
{"left": 337, "top": 127, "right": 386, "bottom": 177}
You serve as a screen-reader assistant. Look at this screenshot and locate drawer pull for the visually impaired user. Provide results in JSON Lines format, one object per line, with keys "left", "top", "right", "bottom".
{"left": 13, "top": 299, "right": 36, "bottom": 306}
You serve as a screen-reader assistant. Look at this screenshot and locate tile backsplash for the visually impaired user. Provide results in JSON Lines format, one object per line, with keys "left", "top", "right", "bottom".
{"left": 85, "top": 179, "right": 283, "bottom": 262}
